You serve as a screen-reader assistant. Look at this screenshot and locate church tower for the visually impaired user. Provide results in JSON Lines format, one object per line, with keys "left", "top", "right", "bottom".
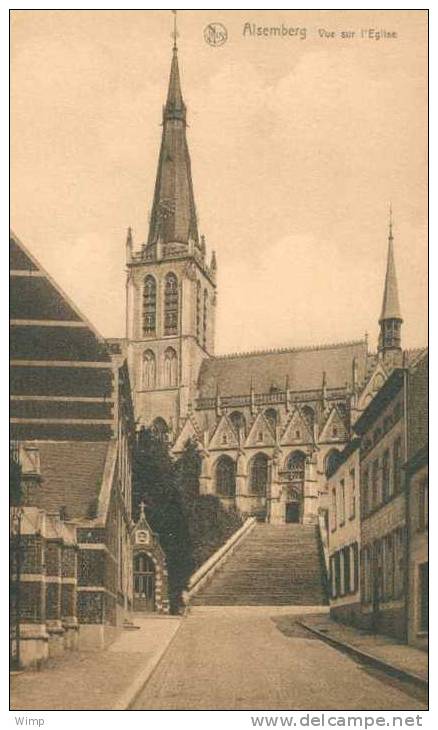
{"left": 125, "top": 35, "right": 217, "bottom": 438}
{"left": 378, "top": 206, "right": 403, "bottom": 368}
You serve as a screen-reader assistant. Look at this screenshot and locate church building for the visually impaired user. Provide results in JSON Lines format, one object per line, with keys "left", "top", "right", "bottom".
{"left": 119, "top": 40, "right": 417, "bottom": 527}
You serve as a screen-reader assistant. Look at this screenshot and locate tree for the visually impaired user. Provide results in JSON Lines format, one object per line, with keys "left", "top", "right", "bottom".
{"left": 133, "top": 432, "right": 243, "bottom": 610}
{"left": 133, "top": 427, "right": 193, "bottom": 613}
{"left": 174, "top": 437, "right": 202, "bottom": 508}
{"left": 175, "top": 438, "right": 243, "bottom": 569}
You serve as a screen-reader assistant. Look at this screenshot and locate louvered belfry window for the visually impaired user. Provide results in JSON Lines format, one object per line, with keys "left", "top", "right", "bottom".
{"left": 143, "top": 275, "right": 157, "bottom": 335}
{"left": 164, "top": 273, "right": 178, "bottom": 335}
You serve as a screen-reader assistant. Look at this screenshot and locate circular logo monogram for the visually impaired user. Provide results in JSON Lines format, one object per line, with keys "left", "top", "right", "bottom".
{"left": 204, "top": 23, "right": 228, "bottom": 47}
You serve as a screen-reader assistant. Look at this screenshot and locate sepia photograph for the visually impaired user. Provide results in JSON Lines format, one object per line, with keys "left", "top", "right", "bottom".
{"left": 10, "top": 8, "right": 428, "bottom": 714}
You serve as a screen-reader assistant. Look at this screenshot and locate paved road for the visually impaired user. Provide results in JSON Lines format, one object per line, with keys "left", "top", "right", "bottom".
{"left": 132, "top": 608, "right": 427, "bottom": 711}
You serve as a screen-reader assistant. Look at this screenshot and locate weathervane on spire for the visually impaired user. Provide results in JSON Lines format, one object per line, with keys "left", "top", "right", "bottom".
{"left": 171, "top": 10, "right": 179, "bottom": 50}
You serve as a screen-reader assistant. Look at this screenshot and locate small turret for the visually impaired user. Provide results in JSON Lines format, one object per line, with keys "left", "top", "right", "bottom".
{"left": 200, "top": 234, "right": 206, "bottom": 257}
{"left": 215, "top": 382, "right": 221, "bottom": 417}
{"left": 378, "top": 205, "right": 403, "bottom": 367}
{"left": 352, "top": 356, "right": 358, "bottom": 391}
{"left": 250, "top": 377, "right": 256, "bottom": 415}
{"left": 321, "top": 371, "right": 327, "bottom": 410}
{"left": 126, "top": 226, "right": 133, "bottom": 263}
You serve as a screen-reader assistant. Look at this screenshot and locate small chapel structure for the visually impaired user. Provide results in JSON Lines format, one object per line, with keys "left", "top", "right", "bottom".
{"left": 131, "top": 501, "right": 169, "bottom": 614}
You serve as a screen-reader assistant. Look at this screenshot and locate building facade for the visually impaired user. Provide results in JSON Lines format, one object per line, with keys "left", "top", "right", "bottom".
{"left": 355, "top": 369, "right": 408, "bottom": 640}
{"left": 327, "top": 439, "right": 361, "bottom": 626}
{"left": 10, "top": 233, "right": 135, "bottom": 662}
{"left": 406, "top": 352, "right": 428, "bottom": 648}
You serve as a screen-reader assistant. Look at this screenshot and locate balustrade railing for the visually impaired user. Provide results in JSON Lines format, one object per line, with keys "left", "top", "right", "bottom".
{"left": 220, "top": 395, "right": 251, "bottom": 408}
{"left": 195, "top": 385, "right": 349, "bottom": 411}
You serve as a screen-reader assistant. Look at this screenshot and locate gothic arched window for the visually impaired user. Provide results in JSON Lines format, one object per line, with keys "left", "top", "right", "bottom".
{"left": 143, "top": 275, "right": 157, "bottom": 336}
{"left": 249, "top": 453, "right": 269, "bottom": 496}
{"left": 230, "top": 411, "right": 246, "bottom": 436}
{"left": 164, "top": 347, "right": 178, "bottom": 387}
{"left": 215, "top": 455, "right": 236, "bottom": 497}
{"left": 164, "top": 272, "right": 178, "bottom": 336}
{"left": 203, "top": 289, "right": 208, "bottom": 349}
{"left": 325, "top": 448, "right": 342, "bottom": 478}
{"left": 287, "top": 451, "right": 306, "bottom": 482}
{"left": 302, "top": 405, "right": 315, "bottom": 432}
{"left": 142, "top": 349, "right": 156, "bottom": 389}
{"left": 196, "top": 280, "right": 201, "bottom": 342}
{"left": 152, "top": 417, "right": 169, "bottom": 442}
{"left": 265, "top": 408, "right": 278, "bottom": 432}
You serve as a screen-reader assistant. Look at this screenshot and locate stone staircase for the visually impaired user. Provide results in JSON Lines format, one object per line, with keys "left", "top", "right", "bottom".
{"left": 191, "top": 524, "right": 328, "bottom": 606}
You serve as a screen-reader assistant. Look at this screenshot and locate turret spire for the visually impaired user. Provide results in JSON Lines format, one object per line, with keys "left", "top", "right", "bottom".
{"left": 146, "top": 16, "right": 199, "bottom": 248}
{"left": 378, "top": 205, "right": 403, "bottom": 360}
{"left": 379, "top": 205, "right": 402, "bottom": 323}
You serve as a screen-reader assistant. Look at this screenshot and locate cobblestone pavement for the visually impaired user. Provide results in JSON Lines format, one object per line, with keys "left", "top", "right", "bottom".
{"left": 132, "top": 608, "right": 427, "bottom": 711}
{"left": 10, "top": 616, "right": 181, "bottom": 711}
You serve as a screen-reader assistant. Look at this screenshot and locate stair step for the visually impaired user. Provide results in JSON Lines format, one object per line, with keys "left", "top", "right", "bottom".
{"left": 192, "top": 524, "right": 328, "bottom": 607}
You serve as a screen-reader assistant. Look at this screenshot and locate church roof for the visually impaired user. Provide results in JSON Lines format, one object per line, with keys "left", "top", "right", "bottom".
{"left": 198, "top": 340, "right": 368, "bottom": 398}
{"left": 379, "top": 219, "right": 402, "bottom": 323}
{"left": 147, "top": 47, "right": 199, "bottom": 247}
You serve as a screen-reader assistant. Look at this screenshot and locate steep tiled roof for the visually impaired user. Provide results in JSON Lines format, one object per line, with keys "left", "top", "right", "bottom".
{"left": 24, "top": 441, "right": 110, "bottom": 520}
{"left": 10, "top": 231, "right": 114, "bottom": 441}
{"left": 407, "top": 350, "right": 428, "bottom": 460}
{"left": 198, "top": 340, "right": 368, "bottom": 398}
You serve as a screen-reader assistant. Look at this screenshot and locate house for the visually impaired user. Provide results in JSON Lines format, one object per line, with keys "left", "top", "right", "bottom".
{"left": 10, "top": 232, "right": 135, "bottom": 664}
{"left": 405, "top": 351, "right": 428, "bottom": 648}
{"left": 327, "top": 439, "right": 361, "bottom": 626}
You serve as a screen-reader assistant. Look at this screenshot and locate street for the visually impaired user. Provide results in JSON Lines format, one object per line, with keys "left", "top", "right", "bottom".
{"left": 132, "top": 608, "right": 427, "bottom": 711}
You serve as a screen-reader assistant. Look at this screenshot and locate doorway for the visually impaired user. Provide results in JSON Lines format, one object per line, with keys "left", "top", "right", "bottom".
{"left": 285, "top": 502, "right": 300, "bottom": 523}
{"left": 133, "top": 553, "right": 156, "bottom": 611}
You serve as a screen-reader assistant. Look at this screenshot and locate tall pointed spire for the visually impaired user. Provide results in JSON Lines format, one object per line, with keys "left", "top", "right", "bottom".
{"left": 379, "top": 204, "right": 402, "bottom": 323}
{"left": 147, "top": 13, "right": 199, "bottom": 248}
{"left": 164, "top": 47, "right": 186, "bottom": 122}
{"left": 378, "top": 205, "right": 403, "bottom": 359}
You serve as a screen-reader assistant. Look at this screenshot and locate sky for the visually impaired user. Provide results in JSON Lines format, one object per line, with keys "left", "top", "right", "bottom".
{"left": 10, "top": 9, "right": 427, "bottom": 354}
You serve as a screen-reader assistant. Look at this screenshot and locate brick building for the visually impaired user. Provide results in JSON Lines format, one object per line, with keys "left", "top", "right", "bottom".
{"left": 355, "top": 369, "right": 408, "bottom": 639}
{"left": 405, "top": 351, "right": 428, "bottom": 648}
{"left": 10, "top": 233, "right": 135, "bottom": 664}
{"left": 327, "top": 439, "right": 361, "bottom": 626}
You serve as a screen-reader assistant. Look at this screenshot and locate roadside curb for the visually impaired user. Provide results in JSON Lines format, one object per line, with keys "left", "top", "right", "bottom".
{"left": 112, "top": 618, "right": 184, "bottom": 710}
{"left": 298, "top": 621, "right": 428, "bottom": 691}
